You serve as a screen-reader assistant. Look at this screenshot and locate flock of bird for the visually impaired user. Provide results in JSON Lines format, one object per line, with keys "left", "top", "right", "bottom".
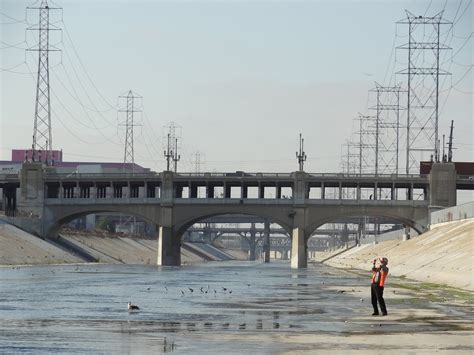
{"left": 128, "top": 284, "right": 240, "bottom": 311}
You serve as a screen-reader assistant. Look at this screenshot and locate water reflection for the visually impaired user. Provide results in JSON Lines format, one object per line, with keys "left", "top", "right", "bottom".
{"left": 0, "top": 261, "right": 462, "bottom": 353}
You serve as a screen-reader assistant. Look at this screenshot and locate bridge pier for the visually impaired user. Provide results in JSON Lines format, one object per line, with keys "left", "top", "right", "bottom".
{"left": 429, "top": 163, "right": 457, "bottom": 207}
{"left": 263, "top": 219, "right": 270, "bottom": 263}
{"left": 157, "top": 226, "right": 181, "bottom": 266}
{"left": 249, "top": 226, "right": 256, "bottom": 261}
{"left": 291, "top": 227, "right": 307, "bottom": 269}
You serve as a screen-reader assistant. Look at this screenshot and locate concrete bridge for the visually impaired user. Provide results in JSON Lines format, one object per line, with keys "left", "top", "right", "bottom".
{"left": 0, "top": 162, "right": 467, "bottom": 268}
{"left": 184, "top": 223, "right": 381, "bottom": 261}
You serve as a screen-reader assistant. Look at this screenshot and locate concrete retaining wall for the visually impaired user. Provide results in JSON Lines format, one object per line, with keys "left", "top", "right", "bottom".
{"left": 430, "top": 201, "right": 474, "bottom": 226}
{"left": 314, "top": 218, "right": 474, "bottom": 291}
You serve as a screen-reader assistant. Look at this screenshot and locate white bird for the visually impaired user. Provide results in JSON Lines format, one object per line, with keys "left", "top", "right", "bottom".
{"left": 128, "top": 302, "right": 140, "bottom": 310}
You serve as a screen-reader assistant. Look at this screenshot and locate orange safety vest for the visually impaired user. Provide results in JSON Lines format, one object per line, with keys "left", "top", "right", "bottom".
{"left": 371, "top": 266, "right": 389, "bottom": 287}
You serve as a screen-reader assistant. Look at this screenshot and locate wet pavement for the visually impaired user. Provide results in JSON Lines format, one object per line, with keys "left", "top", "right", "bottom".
{"left": 0, "top": 261, "right": 472, "bottom": 354}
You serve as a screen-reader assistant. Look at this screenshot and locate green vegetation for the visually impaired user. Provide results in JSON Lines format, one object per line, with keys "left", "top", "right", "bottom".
{"left": 391, "top": 281, "right": 474, "bottom": 304}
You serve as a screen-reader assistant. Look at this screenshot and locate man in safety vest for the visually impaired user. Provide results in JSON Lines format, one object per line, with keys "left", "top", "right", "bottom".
{"left": 371, "top": 256, "right": 389, "bottom": 316}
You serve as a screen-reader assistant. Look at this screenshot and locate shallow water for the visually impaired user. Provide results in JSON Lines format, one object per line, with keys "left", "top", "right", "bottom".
{"left": 0, "top": 261, "right": 469, "bottom": 354}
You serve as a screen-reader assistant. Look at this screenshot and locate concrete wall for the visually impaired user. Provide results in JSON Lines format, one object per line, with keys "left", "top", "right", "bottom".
{"left": 316, "top": 218, "right": 474, "bottom": 291}
{"left": 430, "top": 201, "right": 474, "bottom": 226}
{"left": 359, "top": 227, "right": 417, "bottom": 245}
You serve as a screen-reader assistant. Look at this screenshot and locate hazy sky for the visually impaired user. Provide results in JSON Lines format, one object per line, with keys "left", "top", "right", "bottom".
{"left": 1, "top": 0, "right": 472, "bottom": 173}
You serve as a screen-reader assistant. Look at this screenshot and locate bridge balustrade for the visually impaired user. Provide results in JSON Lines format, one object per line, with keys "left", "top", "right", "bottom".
{"left": 37, "top": 172, "right": 436, "bottom": 203}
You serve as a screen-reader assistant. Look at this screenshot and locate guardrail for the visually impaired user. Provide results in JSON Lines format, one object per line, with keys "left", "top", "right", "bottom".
{"left": 43, "top": 172, "right": 162, "bottom": 180}
{"left": 0, "top": 171, "right": 450, "bottom": 183}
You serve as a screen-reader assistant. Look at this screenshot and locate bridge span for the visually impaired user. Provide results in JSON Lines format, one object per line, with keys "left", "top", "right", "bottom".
{"left": 0, "top": 162, "right": 468, "bottom": 268}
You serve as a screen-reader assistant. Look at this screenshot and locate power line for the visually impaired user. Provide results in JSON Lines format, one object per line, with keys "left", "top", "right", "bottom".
{"left": 61, "top": 21, "right": 116, "bottom": 110}
{"left": 0, "top": 11, "right": 27, "bottom": 25}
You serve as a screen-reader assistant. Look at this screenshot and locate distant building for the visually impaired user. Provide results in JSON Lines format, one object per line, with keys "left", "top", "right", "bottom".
{"left": 1, "top": 149, "right": 150, "bottom": 174}
{"left": 12, "top": 149, "right": 63, "bottom": 163}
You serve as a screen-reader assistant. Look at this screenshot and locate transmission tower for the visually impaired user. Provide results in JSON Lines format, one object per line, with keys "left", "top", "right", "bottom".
{"left": 341, "top": 140, "right": 359, "bottom": 176}
{"left": 369, "top": 83, "right": 406, "bottom": 175}
{"left": 397, "top": 11, "right": 452, "bottom": 173}
{"left": 26, "top": 0, "right": 62, "bottom": 165}
{"left": 118, "top": 90, "right": 141, "bottom": 173}
{"left": 163, "top": 122, "right": 181, "bottom": 172}
{"left": 296, "top": 133, "right": 307, "bottom": 172}
{"left": 193, "top": 151, "right": 205, "bottom": 173}
{"left": 355, "top": 114, "right": 376, "bottom": 175}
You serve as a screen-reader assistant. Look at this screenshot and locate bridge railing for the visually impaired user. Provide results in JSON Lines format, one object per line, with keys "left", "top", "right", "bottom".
{"left": 175, "top": 172, "right": 293, "bottom": 178}
{"left": 0, "top": 173, "right": 21, "bottom": 180}
{"left": 306, "top": 173, "right": 428, "bottom": 179}
{"left": 40, "top": 171, "right": 430, "bottom": 181}
{"left": 44, "top": 172, "right": 162, "bottom": 180}
{"left": 457, "top": 175, "right": 474, "bottom": 180}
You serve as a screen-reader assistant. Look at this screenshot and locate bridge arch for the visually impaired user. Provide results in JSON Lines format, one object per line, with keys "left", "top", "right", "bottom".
{"left": 173, "top": 211, "right": 292, "bottom": 239}
{"left": 44, "top": 205, "right": 159, "bottom": 239}
{"left": 306, "top": 210, "right": 426, "bottom": 238}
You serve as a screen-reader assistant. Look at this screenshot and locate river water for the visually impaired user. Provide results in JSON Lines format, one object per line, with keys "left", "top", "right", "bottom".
{"left": 0, "top": 261, "right": 470, "bottom": 354}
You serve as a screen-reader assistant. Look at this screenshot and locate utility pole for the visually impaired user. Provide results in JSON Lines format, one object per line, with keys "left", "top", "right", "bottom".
{"left": 397, "top": 11, "right": 451, "bottom": 173}
{"left": 173, "top": 137, "right": 180, "bottom": 173}
{"left": 164, "top": 133, "right": 172, "bottom": 171}
{"left": 295, "top": 133, "right": 307, "bottom": 172}
{"left": 118, "top": 90, "right": 141, "bottom": 173}
{"left": 163, "top": 122, "right": 181, "bottom": 172}
{"left": 27, "top": 0, "right": 62, "bottom": 165}
{"left": 448, "top": 120, "right": 454, "bottom": 162}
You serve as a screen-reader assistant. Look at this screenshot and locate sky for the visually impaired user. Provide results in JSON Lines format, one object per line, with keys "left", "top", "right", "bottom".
{"left": 0, "top": 0, "right": 472, "bottom": 174}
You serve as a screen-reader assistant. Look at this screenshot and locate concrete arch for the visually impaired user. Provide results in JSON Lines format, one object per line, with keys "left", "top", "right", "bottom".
{"left": 44, "top": 205, "right": 159, "bottom": 238}
{"left": 173, "top": 210, "right": 292, "bottom": 239}
{"left": 306, "top": 210, "right": 426, "bottom": 238}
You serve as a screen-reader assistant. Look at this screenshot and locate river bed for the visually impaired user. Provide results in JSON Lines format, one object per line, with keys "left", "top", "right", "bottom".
{"left": 0, "top": 261, "right": 472, "bottom": 354}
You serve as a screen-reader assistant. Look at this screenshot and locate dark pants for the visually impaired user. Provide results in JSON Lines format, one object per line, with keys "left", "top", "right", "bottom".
{"left": 371, "top": 283, "right": 387, "bottom": 315}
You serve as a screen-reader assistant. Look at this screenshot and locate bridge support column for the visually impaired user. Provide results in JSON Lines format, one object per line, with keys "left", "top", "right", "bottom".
{"left": 207, "top": 184, "right": 214, "bottom": 198}
{"left": 249, "top": 227, "right": 256, "bottom": 261}
{"left": 429, "top": 163, "right": 456, "bottom": 207}
{"left": 291, "top": 227, "right": 307, "bottom": 269}
{"left": 242, "top": 185, "right": 248, "bottom": 198}
{"left": 157, "top": 226, "right": 181, "bottom": 266}
{"left": 263, "top": 219, "right": 270, "bottom": 263}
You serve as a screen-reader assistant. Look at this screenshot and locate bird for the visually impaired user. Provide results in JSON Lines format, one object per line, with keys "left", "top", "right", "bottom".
{"left": 181, "top": 290, "right": 185, "bottom": 296}
{"left": 188, "top": 287, "right": 194, "bottom": 293}
{"left": 127, "top": 302, "right": 140, "bottom": 311}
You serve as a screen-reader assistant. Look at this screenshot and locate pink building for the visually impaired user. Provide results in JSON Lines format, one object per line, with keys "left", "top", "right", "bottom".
{"left": 12, "top": 149, "right": 63, "bottom": 163}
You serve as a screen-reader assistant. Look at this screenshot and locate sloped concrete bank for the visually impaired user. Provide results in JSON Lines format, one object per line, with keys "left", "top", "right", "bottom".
{"left": 0, "top": 223, "right": 212, "bottom": 266}
{"left": 313, "top": 218, "right": 474, "bottom": 291}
